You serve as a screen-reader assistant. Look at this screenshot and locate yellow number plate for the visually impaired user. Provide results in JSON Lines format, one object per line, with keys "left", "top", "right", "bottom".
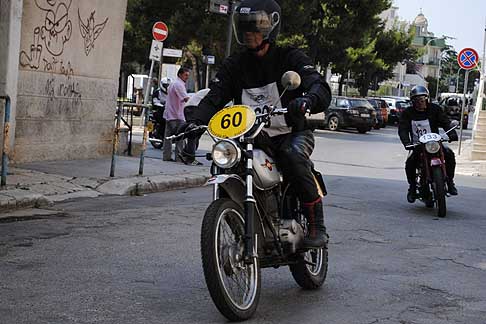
{"left": 208, "top": 105, "right": 256, "bottom": 139}
{"left": 146, "top": 121, "right": 154, "bottom": 132}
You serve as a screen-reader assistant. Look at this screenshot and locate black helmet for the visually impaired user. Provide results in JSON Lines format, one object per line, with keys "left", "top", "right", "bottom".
{"left": 410, "top": 85, "right": 429, "bottom": 99}
{"left": 232, "top": 0, "right": 281, "bottom": 47}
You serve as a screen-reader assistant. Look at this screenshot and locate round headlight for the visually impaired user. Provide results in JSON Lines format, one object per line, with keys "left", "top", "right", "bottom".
{"left": 212, "top": 140, "right": 241, "bottom": 168}
{"left": 425, "top": 141, "right": 440, "bottom": 154}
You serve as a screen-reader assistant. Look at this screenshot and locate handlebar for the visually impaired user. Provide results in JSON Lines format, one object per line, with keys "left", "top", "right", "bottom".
{"left": 165, "top": 125, "right": 208, "bottom": 141}
{"left": 405, "top": 125, "right": 459, "bottom": 150}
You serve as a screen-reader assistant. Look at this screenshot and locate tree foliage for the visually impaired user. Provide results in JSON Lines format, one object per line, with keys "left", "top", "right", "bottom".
{"left": 122, "top": 0, "right": 418, "bottom": 96}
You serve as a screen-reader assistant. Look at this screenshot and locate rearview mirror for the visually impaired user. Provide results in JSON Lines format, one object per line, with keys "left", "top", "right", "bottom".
{"left": 281, "top": 71, "right": 301, "bottom": 91}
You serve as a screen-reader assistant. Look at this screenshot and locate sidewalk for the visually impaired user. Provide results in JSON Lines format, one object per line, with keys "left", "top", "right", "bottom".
{"left": 0, "top": 155, "right": 210, "bottom": 215}
{"left": 453, "top": 139, "right": 486, "bottom": 177}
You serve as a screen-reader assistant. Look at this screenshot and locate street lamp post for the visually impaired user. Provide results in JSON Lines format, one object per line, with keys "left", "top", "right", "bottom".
{"left": 435, "top": 51, "right": 447, "bottom": 100}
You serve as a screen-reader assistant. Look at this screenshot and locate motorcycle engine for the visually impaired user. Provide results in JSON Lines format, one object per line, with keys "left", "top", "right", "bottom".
{"left": 279, "top": 219, "right": 304, "bottom": 254}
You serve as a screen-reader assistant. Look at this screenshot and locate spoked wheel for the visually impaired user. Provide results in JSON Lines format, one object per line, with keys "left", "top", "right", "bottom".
{"left": 201, "top": 199, "right": 261, "bottom": 321}
{"left": 431, "top": 167, "right": 447, "bottom": 217}
{"left": 327, "top": 116, "right": 339, "bottom": 131}
{"left": 285, "top": 190, "right": 328, "bottom": 289}
{"left": 290, "top": 246, "right": 328, "bottom": 289}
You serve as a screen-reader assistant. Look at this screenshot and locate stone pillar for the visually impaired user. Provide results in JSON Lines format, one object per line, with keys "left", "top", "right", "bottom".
{"left": 0, "top": 0, "right": 23, "bottom": 159}
{"left": 13, "top": 0, "right": 127, "bottom": 163}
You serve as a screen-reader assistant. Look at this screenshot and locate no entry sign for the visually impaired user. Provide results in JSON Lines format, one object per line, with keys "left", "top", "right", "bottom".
{"left": 152, "top": 21, "right": 168, "bottom": 42}
{"left": 457, "top": 48, "right": 479, "bottom": 70}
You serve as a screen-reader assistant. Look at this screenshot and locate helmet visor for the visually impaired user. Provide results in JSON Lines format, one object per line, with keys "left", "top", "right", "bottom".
{"left": 232, "top": 10, "right": 279, "bottom": 45}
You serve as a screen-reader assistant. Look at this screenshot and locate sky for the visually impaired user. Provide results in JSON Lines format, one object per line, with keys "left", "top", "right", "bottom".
{"left": 392, "top": 0, "right": 486, "bottom": 57}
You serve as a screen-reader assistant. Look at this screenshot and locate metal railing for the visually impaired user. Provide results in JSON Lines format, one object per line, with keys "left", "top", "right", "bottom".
{"left": 0, "top": 95, "right": 10, "bottom": 187}
{"left": 110, "top": 102, "right": 151, "bottom": 177}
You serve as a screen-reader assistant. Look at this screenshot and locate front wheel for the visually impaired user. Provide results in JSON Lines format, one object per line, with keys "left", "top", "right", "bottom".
{"left": 148, "top": 130, "right": 163, "bottom": 149}
{"left": 201, "top": 199, "right": 261, "bottom": 321}
{"left": 431, "top": 167, "right": 447, "bottom": 217}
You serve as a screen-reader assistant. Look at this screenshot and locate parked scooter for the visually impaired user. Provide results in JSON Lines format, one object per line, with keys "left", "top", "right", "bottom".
{"left": 405, "top": 125, "right": 458, "bottom": 217}
{"left": 147, "top": 103, "right": 166, "bottom": 149}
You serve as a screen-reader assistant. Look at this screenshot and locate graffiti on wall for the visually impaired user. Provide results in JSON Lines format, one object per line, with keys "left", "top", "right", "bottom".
{"left": 18, "top": 0, "right": 110, "bottom": 109}
{"left": 43, "top": 57, "right": 81, "bottom": 108}
{"left": 78, "top": 9, "right": 108, "bottom": 56}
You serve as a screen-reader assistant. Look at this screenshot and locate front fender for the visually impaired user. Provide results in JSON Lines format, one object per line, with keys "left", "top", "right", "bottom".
{"left": 206, "top": 175, "right": 246, "bottom": 206}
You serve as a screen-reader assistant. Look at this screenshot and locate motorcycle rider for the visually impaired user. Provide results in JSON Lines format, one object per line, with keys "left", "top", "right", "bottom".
{"left": 151, "top": 77, "right": 172, "bottom": 145}
{"left": 181, "top": 0, "right": 332, "bottom": 248}
{"left": 152, "top": 77, "right": 171, "bottom": 106}
{"left": 398, "top": 85, "right": 458, "bottom": 203}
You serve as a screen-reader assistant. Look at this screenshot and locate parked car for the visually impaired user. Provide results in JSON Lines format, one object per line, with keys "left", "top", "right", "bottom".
{"left": 380, "top": 96, "right": 411, "bottom": 124}
{"left": 366, "top": 97, "right": 388, "bottom": 128}
{"left": 314, "top": 97, "right": 376, "bottom": 133}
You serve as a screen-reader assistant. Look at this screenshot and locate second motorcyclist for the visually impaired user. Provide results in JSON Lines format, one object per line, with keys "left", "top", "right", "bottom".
{"left": 181, "top": 0, "right": 332, "bottom": 248}
{"left": 398, "top": 85, "right": 459, "bottom": 203}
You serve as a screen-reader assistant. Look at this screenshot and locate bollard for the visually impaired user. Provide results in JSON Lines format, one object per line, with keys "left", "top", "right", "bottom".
{"left": 110, "top": 101, "right": 123, "bottom": 177}
{"left": 0, "top": 96, "right": 10, "bottom": 187}
{"left": 139, "top": 105, "right": 150, "bottom": 175}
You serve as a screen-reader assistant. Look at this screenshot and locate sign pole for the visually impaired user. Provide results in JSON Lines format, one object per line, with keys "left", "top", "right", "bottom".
{"left": 144, "top": 60, "right": 155, "bottom": 105}
{"left": 158, "top": 43, "right": 165, "bottom": 88}
{"left": 225, "top": 0, "right": 234, "bottom": 57}
{"left": 458, "top": 69, "right": 470, "bottom": 155}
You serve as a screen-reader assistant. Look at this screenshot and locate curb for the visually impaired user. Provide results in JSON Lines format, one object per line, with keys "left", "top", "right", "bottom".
{"left": 0, "top": 174, "right": 210, "bottom": 215}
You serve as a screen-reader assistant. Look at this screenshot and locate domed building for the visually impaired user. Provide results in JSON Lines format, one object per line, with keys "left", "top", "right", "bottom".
{"left": 386, "top": 10, "right": 448, "bottom": 97}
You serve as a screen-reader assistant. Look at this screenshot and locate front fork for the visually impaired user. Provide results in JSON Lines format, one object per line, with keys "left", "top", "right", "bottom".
{"left": 244, "top": 142, "right": 258, "bottom": 263}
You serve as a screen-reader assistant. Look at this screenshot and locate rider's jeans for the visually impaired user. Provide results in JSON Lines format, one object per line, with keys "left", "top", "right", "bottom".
{"left": 405, "top": 145, "right": 456, "bottom": 185}
{"left": 269, "top": 130, "right": 319, "bottom": 203}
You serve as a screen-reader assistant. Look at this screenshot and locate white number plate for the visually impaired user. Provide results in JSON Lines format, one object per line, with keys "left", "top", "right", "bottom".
{"left": 419, "top": 132, "right": 442, "bottom": 143}
{"left": 360, "top": 113, "right": 370, "bottom": 118}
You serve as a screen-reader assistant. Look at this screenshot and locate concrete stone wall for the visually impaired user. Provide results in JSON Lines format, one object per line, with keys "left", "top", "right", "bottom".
{"left": 13, "top": 0, "right": 127, "bottom": 162}
{"left": 0, "top": 0, "right": 23, "bottom": 156}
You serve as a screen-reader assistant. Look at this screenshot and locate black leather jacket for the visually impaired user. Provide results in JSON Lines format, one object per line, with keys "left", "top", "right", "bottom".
{"left": 398, "top": 103, "right": 457, "bottom": 146}
{"left": 192, "top": 45, "right": 332, "bottom": 134}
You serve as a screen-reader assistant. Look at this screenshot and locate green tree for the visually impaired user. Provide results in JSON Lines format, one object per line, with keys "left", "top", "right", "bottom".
{"left": 122, "top": 0, "right": 229, "bottom": 86}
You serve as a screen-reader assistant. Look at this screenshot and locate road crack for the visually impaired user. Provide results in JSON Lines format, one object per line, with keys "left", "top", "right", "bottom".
{"left": 435, "top": 257, "right": 484, "bottom": 271}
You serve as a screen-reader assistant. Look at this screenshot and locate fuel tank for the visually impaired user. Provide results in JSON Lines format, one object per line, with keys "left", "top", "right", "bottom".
{"left": 252, "top": 149, "right": 281, "bottom": 189}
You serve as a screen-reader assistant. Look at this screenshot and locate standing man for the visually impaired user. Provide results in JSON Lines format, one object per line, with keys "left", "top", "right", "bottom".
{"left": 163, "top": 67, "right": 190, "bottom": 161}
{"left": 179, "top": 88, "right": 211, "bottom": 165}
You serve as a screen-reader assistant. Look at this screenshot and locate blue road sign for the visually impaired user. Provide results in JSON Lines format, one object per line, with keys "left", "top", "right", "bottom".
{"left": 457, "top": 48, "right": 479, "bottom": 70}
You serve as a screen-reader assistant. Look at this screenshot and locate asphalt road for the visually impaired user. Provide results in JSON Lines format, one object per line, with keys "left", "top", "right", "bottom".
{"left": 1, "top": 126, "right": 486, "bottom": 324}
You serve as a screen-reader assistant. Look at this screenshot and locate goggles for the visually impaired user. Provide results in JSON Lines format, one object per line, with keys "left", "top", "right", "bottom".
{"left": 412, "top": 95, "right": 428, "bottom": 102}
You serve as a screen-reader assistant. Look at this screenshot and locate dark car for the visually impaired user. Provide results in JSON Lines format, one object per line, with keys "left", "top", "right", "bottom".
{"left": 367, "top": 97, "right": 389, "bottom": 129}
{"left": 324, "top": 97, "right": 376, "bottom": 133}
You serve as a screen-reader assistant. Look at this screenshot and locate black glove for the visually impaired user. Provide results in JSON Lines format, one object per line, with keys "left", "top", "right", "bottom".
{"left": 404, "top": 143, "right": 414, "bottom": 150}
{"left": 288, "top": 97, "right": 312, "bottom": 117}
{"left": 176, "top": 121, "right": 203, "bottom": 139}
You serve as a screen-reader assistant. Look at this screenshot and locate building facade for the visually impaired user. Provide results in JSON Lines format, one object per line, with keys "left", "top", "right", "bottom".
{"left": 380, "top": 9, "right": 447, "bottom": 96}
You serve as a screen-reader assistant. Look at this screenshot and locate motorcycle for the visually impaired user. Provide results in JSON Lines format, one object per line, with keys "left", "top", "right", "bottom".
{"left": 406, "top": 125, "right": 458, "bottom": 218}
{"left": 147, "top": 103, "right": 166, "bottom": 149}
{"left": 167, "top": 72, "right": 328, "bottom": 321}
